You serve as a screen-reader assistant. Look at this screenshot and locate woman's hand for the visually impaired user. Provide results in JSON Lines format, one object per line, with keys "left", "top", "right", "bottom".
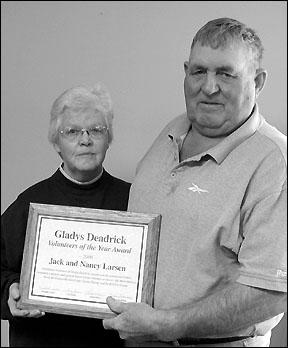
{"left": 8, "top": 282, "right": 45, "bottom": 318}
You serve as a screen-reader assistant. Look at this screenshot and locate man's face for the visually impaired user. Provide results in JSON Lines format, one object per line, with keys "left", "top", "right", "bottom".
{"left": 54, "top": 108, "right": 109, "bottom": 182}
{"left": 184, "top": 42, "right": 257, "bottom": 137}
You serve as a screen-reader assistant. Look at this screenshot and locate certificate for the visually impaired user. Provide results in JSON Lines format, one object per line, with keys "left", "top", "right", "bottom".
{"left": 19, "top": 203, "right": 161, "bottom": 319}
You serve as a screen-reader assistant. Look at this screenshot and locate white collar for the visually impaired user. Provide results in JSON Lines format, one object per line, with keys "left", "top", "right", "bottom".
{"left": 59, "top": 163, "right": 103, "bottom": 185}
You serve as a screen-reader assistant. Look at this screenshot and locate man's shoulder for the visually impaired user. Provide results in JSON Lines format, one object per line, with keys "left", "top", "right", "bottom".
{"left": 134, "top": 113, "right": 188, "bottom": 174}
{"left": 257, "top": 117, "right": 287, "bottom": 162}
{"left": 147, "top": 113, "right": 189, "bottom": 146}
{"left": 161, "top": 112, "right": 188, "bottom": 133}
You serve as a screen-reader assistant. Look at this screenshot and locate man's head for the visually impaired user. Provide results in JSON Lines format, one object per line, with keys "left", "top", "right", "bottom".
{"left": 184, "top": 17, "right": 267, "bottom": 137}
{"left": 191, "top": 17, "right": 264, "bottom": 72}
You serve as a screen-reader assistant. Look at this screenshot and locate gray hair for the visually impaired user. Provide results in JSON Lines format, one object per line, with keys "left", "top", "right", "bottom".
{"left": 191, "top": 17, "right": 264, "bottom": 70}
{"left": 48, "top": 83, "right": 114, "bottom": 145}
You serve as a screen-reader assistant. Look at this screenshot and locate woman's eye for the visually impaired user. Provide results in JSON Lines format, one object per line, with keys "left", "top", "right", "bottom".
{"left": 91, "top": 128, "right": 101, "bottom": 133}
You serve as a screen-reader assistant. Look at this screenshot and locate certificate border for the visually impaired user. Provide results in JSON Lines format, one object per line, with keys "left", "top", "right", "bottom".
{"left": 31, "top": 216, "right": 145, "bottom": 304}
{"left": 19, "top": 203, "right": 161, "bottom": 319}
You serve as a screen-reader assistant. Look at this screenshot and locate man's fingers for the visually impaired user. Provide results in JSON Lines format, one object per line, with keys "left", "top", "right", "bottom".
{"left": 102, "top": 317, "right": 114, "bottom": 330}
{"left": 103, "top": 297, "right": 127, "bottom": 331}
{"left": 106, "top": 296, "right": 125, "bottom": 314}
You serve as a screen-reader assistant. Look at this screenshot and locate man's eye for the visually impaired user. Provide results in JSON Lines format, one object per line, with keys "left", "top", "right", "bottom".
{"left": 192, "top": 70, "right": 205, "bottom": 75}
{"left": 218, "top": 72, "right": 234, "bottom": 78}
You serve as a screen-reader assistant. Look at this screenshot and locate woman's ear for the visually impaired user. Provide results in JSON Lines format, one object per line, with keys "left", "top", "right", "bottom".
{"left": 254, "top": 68, "right": 267, "bottom": 98}
{"left": 53, "top": 142, "right": 62, "bottom": 157}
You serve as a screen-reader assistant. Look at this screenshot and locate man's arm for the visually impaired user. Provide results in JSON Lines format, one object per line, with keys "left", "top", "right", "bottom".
{"left": 103, "top": 282, "right": 287, "bottom": 342}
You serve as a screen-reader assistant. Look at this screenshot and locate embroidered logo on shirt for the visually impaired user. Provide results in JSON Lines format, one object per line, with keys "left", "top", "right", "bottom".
{"left": 188, "top": 183, "right": 209, "bottom": 194}
{"left": 276, "top": 270, "right": 287, "bottom": 278}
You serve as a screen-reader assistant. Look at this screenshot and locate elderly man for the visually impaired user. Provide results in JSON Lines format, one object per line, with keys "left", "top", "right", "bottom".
{"left": 103, "top": 18, "right": 287, "bottom": 347}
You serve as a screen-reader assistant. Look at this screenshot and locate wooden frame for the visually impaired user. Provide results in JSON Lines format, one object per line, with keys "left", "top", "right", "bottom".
{"left": 19, "top": 203, "right": 161, "bottom": 319}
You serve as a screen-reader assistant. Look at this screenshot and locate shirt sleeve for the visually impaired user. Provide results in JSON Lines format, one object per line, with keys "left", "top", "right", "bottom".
{"left": 237, "top": 186, "right": 287, "bottom": 292}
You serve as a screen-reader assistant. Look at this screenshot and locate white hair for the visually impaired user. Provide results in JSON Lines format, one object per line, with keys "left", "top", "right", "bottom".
{"left": 48, "top": 83, "right": 114, "bottom": 145}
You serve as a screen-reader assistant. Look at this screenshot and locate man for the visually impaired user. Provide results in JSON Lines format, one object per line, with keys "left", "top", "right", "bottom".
{"left": 103, "top": 18, "right": 287, "bottom": 347}
{"left": 1, "top": 83, "right": 130, "bottom": 347}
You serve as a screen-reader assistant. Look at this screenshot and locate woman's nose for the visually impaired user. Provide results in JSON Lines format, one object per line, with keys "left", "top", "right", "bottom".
{"left": 79, "top": 130, "right": 92, "bottom": 145}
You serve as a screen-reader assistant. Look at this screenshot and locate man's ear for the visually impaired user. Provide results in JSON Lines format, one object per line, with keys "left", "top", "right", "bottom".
{"left": 254, "top": 68, "right": 267, "bottom": 98}
{"left": 184, "top": 61, "right": 189, "bottom": 74}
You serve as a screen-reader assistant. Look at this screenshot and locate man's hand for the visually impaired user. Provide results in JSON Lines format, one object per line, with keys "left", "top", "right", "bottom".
{"left": 8, "top": 282, "right": 45, "bottom": 318}
{"left": 102, "top": 296, "right": 167, "bottom": 342}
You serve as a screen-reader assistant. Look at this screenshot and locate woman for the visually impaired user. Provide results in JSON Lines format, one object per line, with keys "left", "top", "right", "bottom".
{"left": 1, "top": 83, "right": 131, "bottom": 347}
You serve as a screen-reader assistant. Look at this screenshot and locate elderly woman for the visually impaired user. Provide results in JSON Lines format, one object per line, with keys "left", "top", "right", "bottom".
{"left": 1, "top": 83, "right": 130, "bottom": 347}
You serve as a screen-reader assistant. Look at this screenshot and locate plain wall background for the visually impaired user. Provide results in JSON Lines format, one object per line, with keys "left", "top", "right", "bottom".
{"left": 1, "top": 1, "right": 286, "bottom": 347}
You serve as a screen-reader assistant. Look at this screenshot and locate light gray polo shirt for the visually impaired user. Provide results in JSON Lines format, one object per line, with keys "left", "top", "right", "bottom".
{"left": 128, "top": 104, "right": 287, "bottom": 337}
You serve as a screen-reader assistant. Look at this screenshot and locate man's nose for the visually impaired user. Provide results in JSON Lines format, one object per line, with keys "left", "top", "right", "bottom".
{"left": 201, "top": 73, "right": 219, "bottom": 95}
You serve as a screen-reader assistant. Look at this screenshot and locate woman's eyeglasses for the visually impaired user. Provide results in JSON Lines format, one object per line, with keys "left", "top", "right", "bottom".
{"left": 59, "top": 126, "right": 108, "bottom": 141}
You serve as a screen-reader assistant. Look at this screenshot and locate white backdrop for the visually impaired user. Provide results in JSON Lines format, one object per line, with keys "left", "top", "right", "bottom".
{"left": 1, "top": 1, "right": 287, "bottom": 346}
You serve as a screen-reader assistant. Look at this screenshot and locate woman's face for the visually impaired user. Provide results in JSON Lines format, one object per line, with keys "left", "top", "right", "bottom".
{"left": 54, "top": 108, "right": 109, "bottom": 182}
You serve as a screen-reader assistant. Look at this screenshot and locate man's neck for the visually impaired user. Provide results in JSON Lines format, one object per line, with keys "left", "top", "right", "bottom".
{"left": 180, "top": 128, "right": 224, "bottom": 161}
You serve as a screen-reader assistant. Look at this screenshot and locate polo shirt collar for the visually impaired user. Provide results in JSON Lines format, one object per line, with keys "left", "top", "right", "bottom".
{"left": 209, "top": 104, "right": 262, "bottom": 164}
{"left": 168, "top": 104, "right": 262, "bottom": 164}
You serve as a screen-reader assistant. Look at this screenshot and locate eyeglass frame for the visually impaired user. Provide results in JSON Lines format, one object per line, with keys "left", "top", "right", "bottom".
{"left": 59, "top": 125, "right": 109, "bottom": 141}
